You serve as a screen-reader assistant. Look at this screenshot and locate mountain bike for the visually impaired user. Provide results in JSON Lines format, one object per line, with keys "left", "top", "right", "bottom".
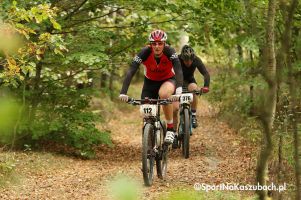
{"left": 177, "top": 90, "right": 202, "bottom": 159}
{"left": 127, "top": 97, "right": 172, "bottom": 186}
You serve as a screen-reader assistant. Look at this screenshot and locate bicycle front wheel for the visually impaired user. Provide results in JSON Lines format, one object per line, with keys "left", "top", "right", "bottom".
{"left": 142, "top": 123, "right": 155, "bottom": 186}
{"left": 182, "top": 108, "right": 190, "bottom": 159}
{"left": 156, "top": 120, "right": 168, "bottom": 180}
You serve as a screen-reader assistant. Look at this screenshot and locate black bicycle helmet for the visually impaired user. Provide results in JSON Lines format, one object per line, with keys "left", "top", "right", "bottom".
{"left": 181, "top": 45, "right": 195, "bottom": 60}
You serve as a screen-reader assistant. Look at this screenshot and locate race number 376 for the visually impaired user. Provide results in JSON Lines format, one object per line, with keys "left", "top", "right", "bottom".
{"left": 180, "top": 93, "right": 193, "bottom": 104}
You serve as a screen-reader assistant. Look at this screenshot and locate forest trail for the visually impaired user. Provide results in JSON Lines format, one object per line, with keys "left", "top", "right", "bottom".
{"left": 0, "top": 98, "right": 257, "bottom": 199}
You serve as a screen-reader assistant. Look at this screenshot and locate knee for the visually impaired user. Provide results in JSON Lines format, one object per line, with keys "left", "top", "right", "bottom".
{"left": 188, "top": 83, "right": 198, "bottom": 91}
{"left": 159, "top": 91, "right": 171, "bottom": 99}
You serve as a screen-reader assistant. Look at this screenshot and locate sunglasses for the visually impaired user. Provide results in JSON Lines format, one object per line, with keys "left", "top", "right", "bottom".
{"left": 150, "top": 42, "right": 164, "bottom": 46}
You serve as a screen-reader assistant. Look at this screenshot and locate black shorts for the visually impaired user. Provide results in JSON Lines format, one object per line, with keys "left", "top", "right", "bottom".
{"left": 183, "top": 77, "right": 197, "bottom": 92}
{"left": 183, "top": 76, "right": 197, "bottom": 86}
{"left": 141, "top": 76, "right": 176, "bottom": 99}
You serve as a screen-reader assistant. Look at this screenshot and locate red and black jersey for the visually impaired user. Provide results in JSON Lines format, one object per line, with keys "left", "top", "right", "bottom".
{"left": 141, "top": 46, "right": 175, "bottom": 80}
{"left": 120, "top": 45, "right": 183, "bottom": 94}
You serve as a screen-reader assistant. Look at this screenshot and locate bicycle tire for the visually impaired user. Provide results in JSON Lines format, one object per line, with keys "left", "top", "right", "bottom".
{"left": 142, "top": 123, "right": 155, "bottom": 186}
{"left": 182, "top": 108, "right": 190, "bottom": 159}
{"left": 156, "top": 120, "right": 168, "bottom": 179}
{"left": 178, "top": 114, "right": 183, "bottom": 148}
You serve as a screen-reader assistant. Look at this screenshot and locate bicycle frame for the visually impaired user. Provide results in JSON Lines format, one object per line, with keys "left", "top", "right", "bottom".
{"left": 177, "top": 90, "right": 202, "bottom": 158}
{"left": 178, "top": 90, "right": 202, "bottom": 134}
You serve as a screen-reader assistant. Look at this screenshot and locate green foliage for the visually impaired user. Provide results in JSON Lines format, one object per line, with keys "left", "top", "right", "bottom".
{"left": 162, "top": 190, "right": 201, "bottom": 200}
{"left": 0, "top": 1, "right": 114, "bottom": 158}
{"left": 0, "top": 97, "right": 20, "bottom": 144}
{"left": 108, "top": 174, "right": 141, "bottom": 200}
{"left": 0, "top": 0, "right": 299, "bottom": 167}
{"left": 0, "top": 159, "right": 15, "bottom": 176}
{"left": 26, "top": 86, "right": 112, "bottom": 158}
{"left": 0, "top": 157, "right": 17, "bottom": 187}
{"left": 0, "top": 1, "right": 66, "bottom": 85}
{"left": 207, "top": 59, "right": 266, "bottom": 142}
{"left": 161, "top": 189, "right": 256, "bottom": 200}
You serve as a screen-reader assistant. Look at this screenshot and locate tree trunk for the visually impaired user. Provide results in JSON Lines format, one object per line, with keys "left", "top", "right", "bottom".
{"left": 204, "top": 23, "right": 210, "bottom": 50}
{"left": 249, "top": 85, "right": 255, "bottom": 116}
{"left": 100, "top": 73, "right": 108, "bottom": 88}
{"left": 109, "top": 69, "right": 114, "bottom": 100}
{"left": 276, "top": 133, "right": 284, "bottom": 200}
{"left": 289, "top": 72, "right": 301, "bottom": 200}
{"left": 237, "top": 44, "right": 243, "bottom": 62}
{"left": 256, "top": 0, "right": 277, "bottom": 199}
{"left": 249, "top": 50, "right": 255, "bottom": 116}
{"left": 278, "top": 0, "right": 300, "bottom": 198}
{"left": 243, "top": 0, "right": 258, "bottom": 37}
{"left": 28, "top": 62, "right": 43, "bottom": 123}
{"left": 293, "top": 28, "right": 300, "bottom": 61}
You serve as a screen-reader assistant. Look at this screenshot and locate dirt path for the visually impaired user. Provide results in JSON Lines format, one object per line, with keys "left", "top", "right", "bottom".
{"left": 0, "top": 99, "right": 257, "bottom": 199}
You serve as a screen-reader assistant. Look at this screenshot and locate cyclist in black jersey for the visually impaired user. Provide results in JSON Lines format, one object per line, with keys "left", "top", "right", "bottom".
{"left": 119, "top": 30, "right": 183, "bottom": 145}
{"left": 172, "top": 45, "right": 210, "bottom": 148}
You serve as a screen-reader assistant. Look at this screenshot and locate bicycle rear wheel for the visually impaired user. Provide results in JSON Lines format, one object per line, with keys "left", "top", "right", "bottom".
{"left": 182, "top": 108, "right": 190, "bottom": 159}
{"left": 156, "top": 120, "right": 168, "bottom": 179}
{"left": 142, "top": 123, "right": 155, "bottom": 186}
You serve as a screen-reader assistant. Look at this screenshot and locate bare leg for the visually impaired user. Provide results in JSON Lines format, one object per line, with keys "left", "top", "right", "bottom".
{"left": 188, "top": 83, "right": 198, "bottom": 110}
{"left": 158, "top": 81, "right": 175, "bottom": 127}
{"left": 173, "top": 102, "right": 179, "bottom": 131}
{"left": 188, "top": 83, "right": 199, "bottom": 128}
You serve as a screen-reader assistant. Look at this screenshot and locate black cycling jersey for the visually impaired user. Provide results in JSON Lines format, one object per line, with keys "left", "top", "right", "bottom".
{"left": 120, "top": 45, "right": 183, "bottom": 94}
{"left": 179, "top": 55, "right": 210, "bottom": 87}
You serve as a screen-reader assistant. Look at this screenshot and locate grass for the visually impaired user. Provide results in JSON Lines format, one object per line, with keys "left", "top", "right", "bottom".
{"left": 108, "top": 174, "right": 142, "bottom": 200}
{"left": 0, "top": 154, "right": 19, "bottom": 187}
{"left": 160, "top": 188, "right": 257, "bottom": 200}
{"left": 0, "top": 151, "right": 73, "bottom": 187}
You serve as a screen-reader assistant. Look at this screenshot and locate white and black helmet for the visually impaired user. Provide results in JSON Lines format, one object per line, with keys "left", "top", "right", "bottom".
{"left": 181, "top": 45, "right": 195, "bottom": 60}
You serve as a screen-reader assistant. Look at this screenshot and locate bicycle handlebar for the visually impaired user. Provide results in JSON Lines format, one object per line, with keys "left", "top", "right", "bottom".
{"left": 181, "top": 90, "right": 203, "bottom": 95}
{"left": 125, "top": 90, "right": 204, "bottom": 105}
{"left": 127, "top": 98, "right": 173, "bottom": 105}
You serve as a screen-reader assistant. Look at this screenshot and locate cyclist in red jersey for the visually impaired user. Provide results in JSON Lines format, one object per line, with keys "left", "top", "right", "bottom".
{"left": 119, "top": 30, "right": 183, "bottom": 145}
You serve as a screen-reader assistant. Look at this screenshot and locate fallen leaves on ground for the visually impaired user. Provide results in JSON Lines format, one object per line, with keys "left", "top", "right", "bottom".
{"left": 0, "top": 99, "right": 257, "bottom": 199}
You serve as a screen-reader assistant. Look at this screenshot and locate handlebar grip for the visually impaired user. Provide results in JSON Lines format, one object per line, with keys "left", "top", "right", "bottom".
{"left": 127, "top": 97, "right": 134, "bottom": 103}
{"left": 193, "top": 90, "right": 202, "bottom": 95}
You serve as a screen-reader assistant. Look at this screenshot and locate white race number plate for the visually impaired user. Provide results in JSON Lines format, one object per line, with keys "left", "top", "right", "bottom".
{"left": 180, "top": 93, "right": 193, "bottom": 104}
{"left": 140, "top": 104, "right": 157, "bottom": 117}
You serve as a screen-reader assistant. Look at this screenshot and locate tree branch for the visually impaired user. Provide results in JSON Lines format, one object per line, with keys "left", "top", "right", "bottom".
{"left": 63, "top": 7, "right": 124, "bottom": 29}
{"left": 64, "top": 0, "right": 89, "bottom": 20}
{"left": 51, "top": 30, "right": 79, "bottom": 35}
{"left": 98, "top": 18, "right": 192, "bottom": 29}
{"left": 110, "top": 42, "right": 137, "bottom": 58}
